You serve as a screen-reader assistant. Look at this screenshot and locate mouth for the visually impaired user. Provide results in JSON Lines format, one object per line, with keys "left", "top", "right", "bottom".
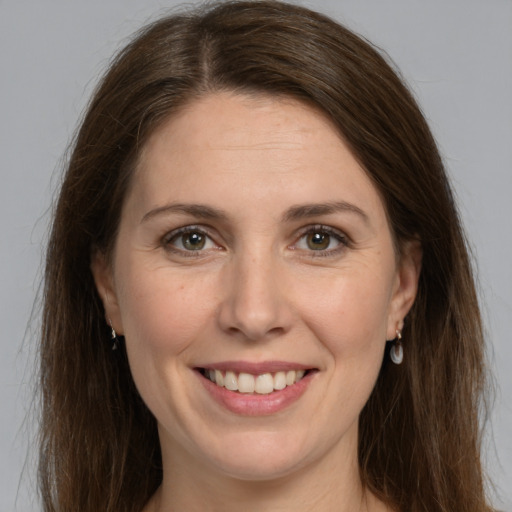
{"left": 195, "top": 363, "right": 318, "bottom": 415}
{"left": 196, "top": 368, "right": 313, "bottom": 394}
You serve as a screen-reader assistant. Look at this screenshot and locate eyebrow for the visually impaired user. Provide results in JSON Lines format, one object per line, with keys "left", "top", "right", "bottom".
{"left": 141, "top": 203, "right": 229, "bottom": 224}
{"left": 141, "top": 200, "right": 369, "bottom": 225}
{"left": 282, "top": 201, "right": 369, "bottom": 224}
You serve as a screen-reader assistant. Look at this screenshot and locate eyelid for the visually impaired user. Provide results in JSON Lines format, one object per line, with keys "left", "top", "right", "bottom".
{"left": 291, "top": 224, "right": 350, "bottom": 255}
{"left": 160, "top": 223, "right": 349, "bottom": 258}
{"left": 162, "top": 224, "right": 223, "bottom": 255}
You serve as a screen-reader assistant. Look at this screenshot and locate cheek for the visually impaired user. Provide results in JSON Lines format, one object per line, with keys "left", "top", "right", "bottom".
{"left": 296, "top": 267, "right": 393, "bottom": 358}
{"left": 116, "top": 264, "right": 217, "bottom": 356}
{"left": 115, "top": 264, "right": 221, "bottom": 421}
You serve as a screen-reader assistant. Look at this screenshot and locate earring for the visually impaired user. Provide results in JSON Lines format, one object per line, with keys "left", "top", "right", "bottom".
{"left": 108, "top": 319, "right": 119, "bottom": 351}
{"left": 390, "top": 329, "right": 403, "bottom": 365}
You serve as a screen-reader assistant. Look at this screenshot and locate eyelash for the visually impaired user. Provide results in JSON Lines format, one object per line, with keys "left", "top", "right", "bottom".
{"left": 291, "top": 224, "right": 349, "bottom": 257}
{"left": 162, "top": 225, "right": 220, "bottom": 257}
{"left": 161, "top": 224, "right": 349, "bottom": 258}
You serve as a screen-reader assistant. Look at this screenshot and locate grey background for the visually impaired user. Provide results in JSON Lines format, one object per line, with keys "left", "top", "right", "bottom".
{"left": 1, "top": 0, "right": 510, "bottom": 510}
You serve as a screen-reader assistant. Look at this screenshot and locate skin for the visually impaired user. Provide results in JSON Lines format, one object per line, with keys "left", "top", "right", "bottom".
{"left": 93, "top": 92, "right": 421, "bottom": 512}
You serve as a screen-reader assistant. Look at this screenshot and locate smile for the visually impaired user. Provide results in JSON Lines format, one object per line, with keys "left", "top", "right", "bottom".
{"left": 199, "top": 368, "right": 309, "bottom": 394}
{"left": 196, "top": 363, "right": 317, "bottom": 415}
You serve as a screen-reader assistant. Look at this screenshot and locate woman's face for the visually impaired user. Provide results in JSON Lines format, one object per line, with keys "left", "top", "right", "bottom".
{"left": 93, "top": 93, "right": 420, "bottom": 482}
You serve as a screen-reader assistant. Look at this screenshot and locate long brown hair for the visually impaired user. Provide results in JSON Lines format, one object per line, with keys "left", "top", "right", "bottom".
{"left": 39, "top": 1, "right": 493, "bottom": 510}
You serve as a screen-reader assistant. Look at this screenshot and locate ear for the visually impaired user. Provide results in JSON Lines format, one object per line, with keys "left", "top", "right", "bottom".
{"left": 90, "top": 250, "right": 124, "bottom": 335}
{"left": 386, "top": 239, "right": 422, "bottom": 340}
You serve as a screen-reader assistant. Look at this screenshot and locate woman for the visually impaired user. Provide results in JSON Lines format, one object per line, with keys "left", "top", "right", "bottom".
{"left": 39, "top": 1, "right": 494, "bottom": 511}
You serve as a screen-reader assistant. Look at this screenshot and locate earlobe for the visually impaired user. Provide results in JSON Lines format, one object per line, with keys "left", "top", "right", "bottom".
{"left": 90, "top": 250, "right": 124, "bottom": 334}
{"left": 386, "top": 239, "right": 422, "bottom": 340}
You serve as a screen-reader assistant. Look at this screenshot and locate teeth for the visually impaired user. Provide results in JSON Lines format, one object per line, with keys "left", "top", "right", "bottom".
{"left": 205, "top": 368, "right": 308, "bottom": 394}
{"left": 215, "top": 370, "right": 224, "bottom": 387}
{"left": 224, "top": 371, "right": 238, "bottom": 391}
{"left": 238, "top": 373, "right": 255, "bottom": 393}
{"left": 255, "top": 373, "right": 274, "bottom": 394}
{"left": 273, "top": 371, "right": 286, "bottom": 390}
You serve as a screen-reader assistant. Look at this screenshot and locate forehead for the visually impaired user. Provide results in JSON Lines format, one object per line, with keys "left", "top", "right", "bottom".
{"left": 128, "top": 92, "right": 387, "bottom": 227}
{"left": 139, "top": 93, "right": 345, "bottom": 164}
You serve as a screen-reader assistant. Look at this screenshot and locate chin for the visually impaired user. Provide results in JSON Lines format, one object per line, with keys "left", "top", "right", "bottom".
{"left": 194, "top": 429, "right": 329, "bottom": 483}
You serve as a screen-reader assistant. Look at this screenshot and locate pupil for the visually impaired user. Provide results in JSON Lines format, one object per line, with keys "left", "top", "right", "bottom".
{"left": 183, "top": 232, "right": 204, "bottom": 250}
{"left": 308, "top": 232, "right": 329, "bottom": 250}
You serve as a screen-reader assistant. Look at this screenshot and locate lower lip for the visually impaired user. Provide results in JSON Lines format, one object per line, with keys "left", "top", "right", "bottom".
{"left": 197, "top": 370, "right": 316, "bottom": 416}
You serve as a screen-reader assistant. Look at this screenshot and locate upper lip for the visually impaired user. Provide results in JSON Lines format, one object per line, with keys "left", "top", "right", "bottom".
{"left": 195, "top": 360, "right": 315, "bottom": 374}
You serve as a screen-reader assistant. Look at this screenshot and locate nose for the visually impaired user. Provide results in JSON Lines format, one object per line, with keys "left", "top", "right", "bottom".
{"left": 217, "top": 250, "right": 293, "bottom": 342}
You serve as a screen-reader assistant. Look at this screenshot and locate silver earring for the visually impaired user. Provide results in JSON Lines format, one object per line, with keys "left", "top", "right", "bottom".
{"left": 108, "top": 319, "right": 119, "bottom": 351}
{"left": 390, "top": 329, "right": 403, "bottom": 365}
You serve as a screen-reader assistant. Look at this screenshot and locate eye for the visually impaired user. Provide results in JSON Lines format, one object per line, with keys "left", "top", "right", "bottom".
{"left": 164, "top": 227, "right": 218, "bottom": 253}
{"left": 304, "top": 232, "right": 332, "bottom": 250}
{"left": 293, "top": 225, "right": 347, "bottom": 254}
